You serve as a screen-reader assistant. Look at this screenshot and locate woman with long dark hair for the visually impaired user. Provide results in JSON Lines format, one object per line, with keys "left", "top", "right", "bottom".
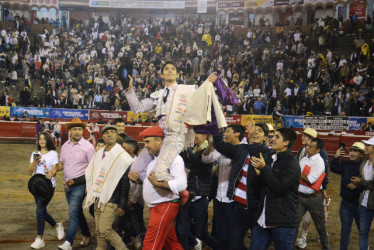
{"left": 28, "top": 132, "right": 64, "bottom": 249}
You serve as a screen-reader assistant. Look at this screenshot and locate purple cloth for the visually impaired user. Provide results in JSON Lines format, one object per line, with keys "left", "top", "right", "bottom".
{"left": 193, "top": 106, "right": 219, "bottom": 135}
{"left": 215, "top": 77, "right": 238, "bottom": 106}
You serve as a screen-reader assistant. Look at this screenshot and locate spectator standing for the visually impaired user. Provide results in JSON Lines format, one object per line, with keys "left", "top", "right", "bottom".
{"left": 249, "top": 127, "right": 300, "bottom": 249}
{"left": 330, "top": 142, "right": 364, "bottom": 250}
{"left": 351, "top": 137, "right": 374, "bottom": 250}
{"left": 29, "top": 132, "right": 65, "bottom": 249}
{"left": 50, "top": 118, "right": 95, "bottom": 250}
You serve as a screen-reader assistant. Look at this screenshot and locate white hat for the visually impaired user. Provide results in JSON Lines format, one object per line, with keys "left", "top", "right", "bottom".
{"left": 362, "top": 137, "right": 374, "bottom": 146}
{"left": 302, "top": 128, "right": 317, "bottom": 138}
{"left": 267, "top": 123, "right": 274, "bottom": 131}
{"left": 351, "top": 142, "right": 365, "bottom": 153}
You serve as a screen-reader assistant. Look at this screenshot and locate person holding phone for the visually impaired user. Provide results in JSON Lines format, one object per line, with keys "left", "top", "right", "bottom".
{"left": 351, "top": 137, "right": 374, "bottom": 250}
{"left": 330, "top": 142, "right": 364, "bottom": 250}
{"left": 28, "top": 132, "right": 64, "bottom": 249}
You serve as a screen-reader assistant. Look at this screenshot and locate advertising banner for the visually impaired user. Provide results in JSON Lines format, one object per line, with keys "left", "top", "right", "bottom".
{"left": 228, "top": 12, "right": 244, "bottom": 26}
{"left": 90, "top": 110, "right": 127, "bottom": 122}
{"left": 197, "top": 0, "right": 207, "bottom": 13}
{"left": 225, "top": 114, "right": 242, "bottom": 125}
{"left": 282, "top": 116, "right": 304, "bottom": 128}
{"left": 0, "top": 0, "right": 29, "bottom": 3}
{"left": 126, "top": 111, "right": 154, "bottom": 123}
{"left": 49, "top": 109, "right": 89, "bottom": 120}
{"left": 325, "top": 116, "right": 350, "bottom": 130}
{"left": 304, "top": 116, "right": 349, "bottom": 130}
{"left": 274, "top": 0, "right": 303, "bottom": 6}
{"left": 349, "top": 117, "right": 367, "bottom": 131}
{"left": 217, "top": 1, "right": 245, "bottom": 9}
{"left": 10, "top": 107, "right": 50, "bottom": 118}
{"left": 89, "top": 0, "right": 185, "bottom": 9}
{"left": 245, "top": 0, "right": 268, "bottom": 8}
{"left": 303, "top": 116, "right": 327, "bottom": 130}
{"left": 349, "top": 1, "right": 366, "bottom": 19}
{"left": 241, "top": 115, "right": 273, "bottom": 127}
{"left": 0, "top": 106, "right": 10, "bottom": 117}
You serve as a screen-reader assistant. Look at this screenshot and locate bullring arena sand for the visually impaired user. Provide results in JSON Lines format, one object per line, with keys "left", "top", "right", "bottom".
{"left": 0, "top": 142, "right": 371, "bottom": 249}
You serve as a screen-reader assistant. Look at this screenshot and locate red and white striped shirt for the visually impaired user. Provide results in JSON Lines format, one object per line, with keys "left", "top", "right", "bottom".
{"left": 233, "top": 155, "right": 251, "bottom": 205}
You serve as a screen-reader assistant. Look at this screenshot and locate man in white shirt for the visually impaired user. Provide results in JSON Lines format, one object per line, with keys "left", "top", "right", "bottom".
{"left": 202, "top": 124, "right": 246, "bottom": 249}
{"left": 131, "top": 126, "right": 186, "bottom": 249}
{"left": 297, "top": 138, "right": 329, "bottom": 249}
{"left": 351, "top": 137, "right": 374, "bottom": 250}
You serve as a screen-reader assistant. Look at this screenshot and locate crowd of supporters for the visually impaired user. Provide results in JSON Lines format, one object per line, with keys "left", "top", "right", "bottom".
{"left": 0, "top": 14, "right": 374, "bottom": 118}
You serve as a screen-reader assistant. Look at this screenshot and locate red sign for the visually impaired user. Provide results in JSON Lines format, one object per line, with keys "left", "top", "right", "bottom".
{"left": 225, "top": 115, "right": 241, "bottom": 125}
{"left": 89, "top": 110, "right": 127, "bottom": 122}
{"left": 349, "top": 1, "right": 366, "bottom": 19}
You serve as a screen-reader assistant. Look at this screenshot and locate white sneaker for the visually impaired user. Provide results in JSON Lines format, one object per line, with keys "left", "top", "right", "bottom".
{"left": 56, "top": 222, "right": 65, "bottom": 240}
{"left": 31, "top": 237, "right": 45, "bottom": 249}
{"left": 193, "top": 238, "right": 202, "bottom": 250}
{"left": 296, "top": 238, "right": 307, "bottom": 249}
{"left": 58, "top": 241, "right": 72, "bottom": 250}
{"left": 134, "top": 235, "right": 142, "bottom": 249}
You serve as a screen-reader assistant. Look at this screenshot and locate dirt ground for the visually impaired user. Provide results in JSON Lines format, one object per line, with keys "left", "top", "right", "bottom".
{"left": 0, "top": 142, "right": 371, "bottom": 250}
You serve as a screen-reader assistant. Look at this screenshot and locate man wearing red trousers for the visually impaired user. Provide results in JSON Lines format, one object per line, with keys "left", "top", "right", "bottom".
{"left": 131, "top": 126, "right": 186, "bottom": 249}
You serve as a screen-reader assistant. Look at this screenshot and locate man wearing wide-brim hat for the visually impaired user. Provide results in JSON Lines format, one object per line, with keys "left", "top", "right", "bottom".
{"left": 50, "top": 117, "right": 95, "bottom": 250}
{"left": 351, "top": 137, "right": 374, "bottom": 249}
{"left": 330, "top": 141, "right": 364, "bottom": 249}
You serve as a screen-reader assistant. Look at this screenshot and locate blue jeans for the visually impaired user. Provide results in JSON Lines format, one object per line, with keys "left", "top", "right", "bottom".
{"left": 250, "top": 224, "right": 296, "bottom": 250}
{"left": 65, "top": 185, "right": 91, "bottom": 245}
{"left": 35, "top": 188, "right": 56, "bottom": 236}
{"left": 229, "top": 202, "right": 256, "bottom": 250}
{"left": 339, "top": 199, "right": 360, "bottom": 250}
{"left": 359, "top": 205, "right": 374, "bottom": 250}
{"left": 213, "top": 199, "right": 235, "bottom": 250}
{"left": 177, "top": 197, "right": 218, "bottom": 249}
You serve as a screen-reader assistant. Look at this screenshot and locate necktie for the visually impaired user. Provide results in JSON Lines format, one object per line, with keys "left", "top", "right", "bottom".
{"left": 163, "top": 88, "right": 169, "bottom": 103}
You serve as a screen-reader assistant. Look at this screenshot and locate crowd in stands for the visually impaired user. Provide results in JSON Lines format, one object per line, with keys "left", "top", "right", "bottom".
{"left": 1, "top": 14, "right": 374, "bottom": 118}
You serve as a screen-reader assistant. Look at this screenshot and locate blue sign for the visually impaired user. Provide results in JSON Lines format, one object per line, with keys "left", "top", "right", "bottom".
{"left": 349, "top": 117, "right": 367, "bottom": 131}
{"left": 49, "top": 109, "right": 89, "bottom": 120}
{"left": 282, "top": 116, "right": 304, "bottom": 128}
{"left": 10, "top": 107, "right": 50, "bottom": 118}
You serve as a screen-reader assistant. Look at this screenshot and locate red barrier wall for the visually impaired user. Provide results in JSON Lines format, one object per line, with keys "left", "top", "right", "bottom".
{"left": 0, "top": 121, "right": 371, "bottom": 157}
{"left": 0, "top": 121, "right": 149, "bottom": 144}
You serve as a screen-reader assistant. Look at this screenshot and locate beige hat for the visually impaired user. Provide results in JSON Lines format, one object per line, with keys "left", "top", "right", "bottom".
{"left": 267, "top": 123, "right": 274, "bottom": 131}
{"left": 301, "top": 128, "right": 317, "bottom": 138}
{"left": 351, "top": 142, "right": 365, "bottom": 153}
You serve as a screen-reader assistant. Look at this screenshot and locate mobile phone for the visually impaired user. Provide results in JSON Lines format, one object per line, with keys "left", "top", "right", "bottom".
{"left": 34, "top": 153, "right": 40, "bottom": 157}
{"left": 339, "top": 143, "right": 345, "bottom": 149}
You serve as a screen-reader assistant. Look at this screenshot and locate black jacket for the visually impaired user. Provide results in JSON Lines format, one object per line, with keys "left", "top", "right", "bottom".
{"left": 181, "top": 147, "right": 213, "bottom": 196}
{"left": 330, "top": 158, "right": 362, "bottom": 205}
{"left": 108, "top": 167, "right": 130, "bottom": 210}
{"left": 250, "top": 149, "right": 300, "bottom": 228}
{"left": 213, "top": 132, "right": 273, "bottom": 209}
